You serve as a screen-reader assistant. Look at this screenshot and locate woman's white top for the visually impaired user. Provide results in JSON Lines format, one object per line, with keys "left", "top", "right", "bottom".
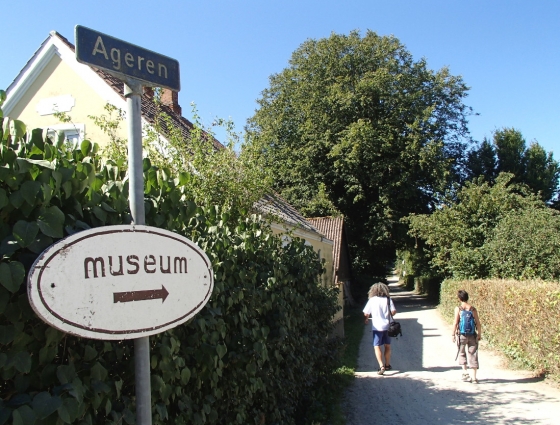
{"left": 363, "top": 296, "right": 396, "bottom": 331}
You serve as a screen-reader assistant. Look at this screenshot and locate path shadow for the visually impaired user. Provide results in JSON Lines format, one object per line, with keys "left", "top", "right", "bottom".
{"left": 344, "top": 373, "right": 559, "bottom": 425}
{"left": 346, "top": 275, "right": 559, "bottom": 424}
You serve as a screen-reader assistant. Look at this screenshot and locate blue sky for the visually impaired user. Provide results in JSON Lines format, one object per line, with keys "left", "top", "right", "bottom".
{"left": 2, "top": 0, "right": 559, "bottom": 155}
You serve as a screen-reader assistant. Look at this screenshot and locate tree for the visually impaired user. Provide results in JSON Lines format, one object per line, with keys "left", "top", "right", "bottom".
{"left": 465, "top": 138, "right": 496, "bottom": 182}
{"left": 494, "top": 127, "right": 526, "bottom": 179}
{"left": 524, "top": 142, "right": 560, "bottom": 202}
{"left": 466, "top": 128, "right": 560, "bottom": 203}
{"left": 406, "top": 173, "right": 547, "bottom": 279}
{"left": 247, "top": 30, "right": 472, "bottom": 274}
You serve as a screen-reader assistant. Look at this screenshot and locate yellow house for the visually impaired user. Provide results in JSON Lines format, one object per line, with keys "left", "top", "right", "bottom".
{"left": 255, "top": 194, "right": 345, "bottom": 337}
{"left": 4, "top": 30, "right": 344, "bottom": 335}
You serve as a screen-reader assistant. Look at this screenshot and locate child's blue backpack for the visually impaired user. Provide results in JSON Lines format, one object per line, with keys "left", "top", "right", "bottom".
{"left": 459, "top": 308, "right": 476, "bottom": 335}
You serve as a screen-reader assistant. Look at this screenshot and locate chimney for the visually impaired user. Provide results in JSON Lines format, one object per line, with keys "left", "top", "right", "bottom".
{"left": 143, "top": 86, "right": 154, "bottom": 98}
{"left": 160, "top": 89, "right": 182, "bottom": 115}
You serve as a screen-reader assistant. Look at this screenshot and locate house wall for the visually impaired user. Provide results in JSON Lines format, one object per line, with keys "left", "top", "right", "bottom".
{"left": 270, "top": 223, "right": 344, "bottom": 332}
{"left": 7, "top": 54, "right": 126, "bottom": 146}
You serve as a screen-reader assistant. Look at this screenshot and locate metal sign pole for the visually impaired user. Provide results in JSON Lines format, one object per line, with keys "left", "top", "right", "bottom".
{"left": 124, "top": 80, "right": 152, "bottom": 425}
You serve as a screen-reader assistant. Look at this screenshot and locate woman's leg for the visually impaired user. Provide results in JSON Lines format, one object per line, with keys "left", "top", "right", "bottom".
{"left": 374, "top": 345, "right": 384, "bottom": 368}
{"left": 384, "top": 343, "right": 392, "bottom": 366}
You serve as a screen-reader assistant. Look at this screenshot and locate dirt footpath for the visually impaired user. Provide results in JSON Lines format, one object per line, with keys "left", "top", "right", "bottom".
{"left": 342, "top": 277, "right": 560, "bottom": 425}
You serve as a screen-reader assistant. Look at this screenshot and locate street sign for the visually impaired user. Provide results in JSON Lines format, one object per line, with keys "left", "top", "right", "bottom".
{"left": 28, "top": 225, "right": 213, "bottom": 340}
{"left": 75, "top": 25, "right": 180, "bottom": 90}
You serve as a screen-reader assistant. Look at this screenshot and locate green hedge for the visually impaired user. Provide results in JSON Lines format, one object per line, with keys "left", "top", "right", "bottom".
{"left": 0, "top": 124, "right": 340, "bottom": 424}
{"left": 440, "top": 279, "right": 560, "bottom": 383}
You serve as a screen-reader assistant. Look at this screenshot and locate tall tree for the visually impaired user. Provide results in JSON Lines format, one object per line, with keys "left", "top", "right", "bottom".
{"left": 494, "top": 127, "right": 526, "bottom": 179}
{"left": 465, "top": 138, "right": 496, "bottom": 182}
{"left": 247, "top": 30, "right": 472, "bottom": 274}
{"left": 524, "top": 142, "right": 560, "bottom": 202}
{"left": 466, "top": 128, "right": 560, "bottom": 203}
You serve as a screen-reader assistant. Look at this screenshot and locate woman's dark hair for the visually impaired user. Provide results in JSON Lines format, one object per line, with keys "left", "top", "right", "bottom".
{"left": 457, "top": 290, "right": 469, "bottom": 302}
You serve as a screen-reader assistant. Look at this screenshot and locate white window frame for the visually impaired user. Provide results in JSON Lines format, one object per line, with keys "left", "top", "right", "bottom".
{"left": 46, "top": 123, "right": 85, "bottom": 145}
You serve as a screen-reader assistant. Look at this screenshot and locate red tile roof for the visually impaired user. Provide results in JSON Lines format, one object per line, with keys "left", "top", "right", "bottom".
{"left": 306, "top": 216, "right": 345, "bottom": 280}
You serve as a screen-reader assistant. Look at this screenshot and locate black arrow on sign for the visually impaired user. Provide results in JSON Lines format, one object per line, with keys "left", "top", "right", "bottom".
{"left": 113, "top": 286, "right": 169, "bottom": 303}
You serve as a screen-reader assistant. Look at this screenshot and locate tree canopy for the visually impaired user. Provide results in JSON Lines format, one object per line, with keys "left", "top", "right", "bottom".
{"left": 406, "top": 173, "right": 558, "bottom": 280}
{"left": 466, "top": 128, "right": 560, "bottom": 203}
{"left": 247, "top": 30, "right": 473, "bottom": 274}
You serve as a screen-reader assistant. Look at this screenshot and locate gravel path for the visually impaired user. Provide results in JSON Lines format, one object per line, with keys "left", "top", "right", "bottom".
{"left": 342, "top": 276, "right": 560, "bottom": 425}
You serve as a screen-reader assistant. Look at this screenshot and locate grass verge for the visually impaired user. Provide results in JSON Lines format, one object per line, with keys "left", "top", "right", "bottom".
{"left": 313, "top": 306, "right": 365, "bottom": 425}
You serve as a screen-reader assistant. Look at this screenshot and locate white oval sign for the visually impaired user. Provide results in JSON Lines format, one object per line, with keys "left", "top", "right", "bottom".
{"left": 28, "top": 225, "right": 214, "bottom": 340}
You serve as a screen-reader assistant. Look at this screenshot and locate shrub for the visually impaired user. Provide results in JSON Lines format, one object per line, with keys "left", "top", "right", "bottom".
{"left": 0, "top": 119, "right": 339, "bottom": 424}
{"left": 485, "top": 207, "right": 560, "bottom": 280}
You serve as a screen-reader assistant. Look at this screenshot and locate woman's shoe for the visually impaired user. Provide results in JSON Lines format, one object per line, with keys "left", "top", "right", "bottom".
{"left": 385, "top": 365, "right": 392, "bottom": 371}
{"left": 377, "top": 366, "right": 385, "bottom": 375}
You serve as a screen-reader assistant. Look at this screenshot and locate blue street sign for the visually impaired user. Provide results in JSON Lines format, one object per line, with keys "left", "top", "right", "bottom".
{"left": 75, "top": 25, "right": 180, "bottom": 91}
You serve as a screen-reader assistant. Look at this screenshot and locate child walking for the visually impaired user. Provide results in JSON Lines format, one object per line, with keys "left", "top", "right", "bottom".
{"left": 452, "top": 289, "right": 482, "bottom": 383}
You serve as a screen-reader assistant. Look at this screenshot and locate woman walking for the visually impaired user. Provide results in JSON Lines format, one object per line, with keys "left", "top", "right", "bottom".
{"left": 363, "top": 282, "right": 397, "bottom": 375}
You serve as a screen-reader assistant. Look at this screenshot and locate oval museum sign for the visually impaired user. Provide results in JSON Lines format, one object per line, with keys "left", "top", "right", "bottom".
{"left": 28, "top": 225, "right": 214, "bottom": 340}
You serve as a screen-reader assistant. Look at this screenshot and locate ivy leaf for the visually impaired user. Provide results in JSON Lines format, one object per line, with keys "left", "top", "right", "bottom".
{"left": 10, "top": 191, "right": 25, "bottom": 209}
{"left": 37, "top": 206, "right": 65, "bottom": 239}
{"left": 57, "top": 364, "right": 76, "bottom": 385}
{"left": 90, "top": 362, "right": 108, "bottom": 381}
{"left": 92, "top": 206, "right": 107, "bottom": 223}
{"left": 57, "top": 397, "right": 80, "bottom": 424}
{"left": 27, "top": 234, "right": 53, "bottom": 254}
{"left": 20, "top": 181, "right": 41, "bottom": 206}
{"left": 31, "top": 392, "right": 62, "bottom": 420}
{"left": 30, "top": 128, "right": 45, "bottom": 152}
{"left": 12, "top": 405, "right": 35, "bottom": 425}
{"left": 180, "top": 367, "right": 191, "bottom": 385}
{"left": 216, "top": 344, "right": 227, "bottom": 359}
{"left": 13, "top": 221, "right": 39, "bottom": 248}
{"left": 0, "top": 262, "right": 25, "bottom": 293}
{"left": 9, "top": 119, "right": 27, "bottom": 141}
{"left": 83, "top": 345, "right": 97, "bottom": 362}
{"left": 80, "top": 140, "right": 92, "bottom": 156}
{"left": 246, "top": 362, "right": 257, "bottom": 376}
{"left": 11, "top": 351, "right": 32, "bottom": 373}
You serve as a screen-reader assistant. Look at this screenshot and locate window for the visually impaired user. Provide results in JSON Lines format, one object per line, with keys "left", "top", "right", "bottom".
{"left": 46, "top": 124, "right": 85, "bottom": 145}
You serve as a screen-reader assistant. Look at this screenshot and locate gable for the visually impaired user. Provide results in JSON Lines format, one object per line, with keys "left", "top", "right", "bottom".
{"left": 4, "top": 32, "right": 128, "bottom": 146}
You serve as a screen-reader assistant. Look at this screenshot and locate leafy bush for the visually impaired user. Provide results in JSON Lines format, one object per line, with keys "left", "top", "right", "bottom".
{"left": 485, "top": 207, "right": 560, "bottom": 280}
{"left": 406, "top": 173, "right": 548, "bottom": 280}
{"left": 440, "top": 279, "right": 560, "bottom": 383}
{"left": 0, "top": 116, "right": 339, "bottom": 424}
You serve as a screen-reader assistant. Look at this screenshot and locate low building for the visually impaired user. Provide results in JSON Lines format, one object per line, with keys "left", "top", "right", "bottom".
{"left": 307, "top": 216, "right": 354, "bottom": 337}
